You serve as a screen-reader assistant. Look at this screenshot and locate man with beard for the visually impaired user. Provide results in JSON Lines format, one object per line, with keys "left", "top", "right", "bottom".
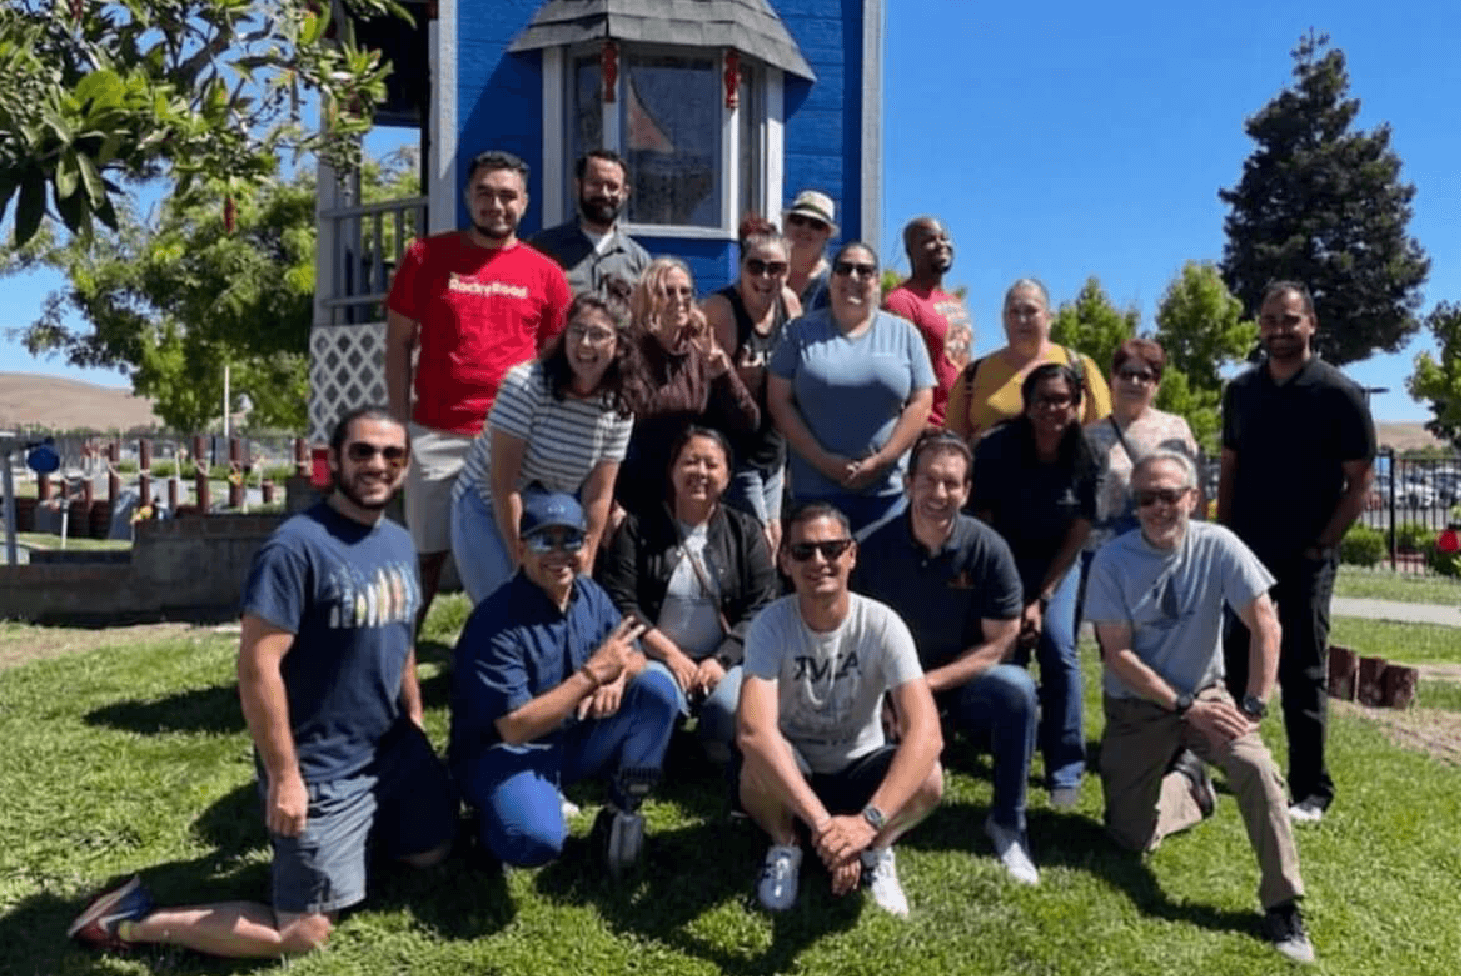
{"left": 69, "top": 407, "right": 457, "bottom": 959}
{"left": 531, "top": 149, "right": 651, "bottom": 299}
{"left": 882, "top": 217, "right": 974, "bottom": 426}
{"left": 1218, "top": 280, "right": 1375, "bottom": 824}
{"left": 387, "top": 150, "right": 572, "bottom": 635}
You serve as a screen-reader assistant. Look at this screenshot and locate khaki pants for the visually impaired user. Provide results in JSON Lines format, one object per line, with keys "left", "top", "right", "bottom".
{"left": 1100, "top": 687, "right": 1304, "bottom": 909}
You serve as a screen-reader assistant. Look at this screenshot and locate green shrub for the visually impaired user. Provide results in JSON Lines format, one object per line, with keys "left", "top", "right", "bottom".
{"left": 149, "top": 461, "right": 176, "bottom": 478}
{"left": 1396, "top": 521, "right": 1435, "bottom": 553}
{"left": 1427, "top": 541, "right": 1461, "bottom": 578}
{"left": 1340, "top": 524, "right": 1386, "bottom": 567}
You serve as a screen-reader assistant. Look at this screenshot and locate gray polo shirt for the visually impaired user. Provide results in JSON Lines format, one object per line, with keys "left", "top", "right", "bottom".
{"left": 529, "top": 219, "right": 651, "bottom": 298}
{"left": 1085, "top": 521, "right": 1274, "bottom": 700}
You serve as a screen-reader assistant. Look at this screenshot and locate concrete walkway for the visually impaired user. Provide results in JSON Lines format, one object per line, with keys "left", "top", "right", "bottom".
{"left": 1332, "top": 597, "right": 1461, "bottom": 628}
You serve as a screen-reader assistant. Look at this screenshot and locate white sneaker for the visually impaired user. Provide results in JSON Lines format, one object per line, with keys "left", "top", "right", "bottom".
{"left": 1049, "top": 786, "right": 1081, "bottom": 810}
{"left": 859, "top": 847, "right": 910, "bottom": 916}
{"left": 984, "top": 818, "right": 1040, "bottom": 885}
{"left": 1288, "top": 799, "right": 1325, "bottom": 824}
{"left": 757, "top": 844, "right": 802, "bottom": 911}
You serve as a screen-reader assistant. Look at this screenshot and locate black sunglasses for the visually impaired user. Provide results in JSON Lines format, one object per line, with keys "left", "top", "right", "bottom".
{"left": 745, "top": 257, "right": 789, "bottom": 277}
{"left": 787, "top": 538, "right": 854, "bottom": 562}
{"left": 786, "top": 213, "right": 829, "bottom": 231}
{"left": 345, "top": 442, "right": 409, "bottom": 466}
{"left": 1117, "top": 368, "right": 1156, "bottom": 383}
{"left": 832, "top": 261, "right": 878, "bottom": 279}
{"left": 1135, "top": 487, "right": 1190, "bottom": 507}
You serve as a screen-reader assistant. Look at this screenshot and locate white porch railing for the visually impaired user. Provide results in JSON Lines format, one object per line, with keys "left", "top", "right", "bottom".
{"left": 317, "top": 195, "right": 428, "bottom": 326}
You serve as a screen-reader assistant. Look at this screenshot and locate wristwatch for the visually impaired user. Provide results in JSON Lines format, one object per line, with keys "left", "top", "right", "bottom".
{"left": 1241, "top": 694, "right": 1268, "bottom": 720}
{"left": 1171, "top": 693, "right": 1194, "bottom": 718}
{"left": 861, "top": 803, "right": 888, "bottom": 832}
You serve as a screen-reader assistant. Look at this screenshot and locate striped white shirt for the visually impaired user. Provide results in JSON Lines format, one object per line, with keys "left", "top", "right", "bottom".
{"left": 453, "top": 359, "right": 633, "bottom": 509}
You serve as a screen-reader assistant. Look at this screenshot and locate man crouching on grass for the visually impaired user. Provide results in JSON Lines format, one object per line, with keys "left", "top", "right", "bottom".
{"left": 68, "top": 407, "right": 457, "bottom": 958}
{"left": 736, "top": 502, "right": 943, "bottom": 916}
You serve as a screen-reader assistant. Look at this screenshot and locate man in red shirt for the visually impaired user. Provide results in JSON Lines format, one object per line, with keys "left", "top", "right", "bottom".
{"left": 882, "top": 217, "right": 974, "bottom": 427}
{"left": 386, "top": 150, "right": 571, "bottom": 625}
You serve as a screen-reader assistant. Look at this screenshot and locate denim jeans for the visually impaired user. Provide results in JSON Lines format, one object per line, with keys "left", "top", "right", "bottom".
{"left": 724, "top": 465, "right": 785, "bottom": 528}
{"left": 1012, "top": 562, "right": 1085, "bottom": 791}
{"left": 644, "top": 660, "right": 744, "bottom": 761}
{"left": 944, "top": 663, "right": 1038, "bottom": 831}
{"left": 463, "top": 667, "right": 680, "bottom": 867}
{"left": 450, "top": 488, "right": 516, "bottom": 606}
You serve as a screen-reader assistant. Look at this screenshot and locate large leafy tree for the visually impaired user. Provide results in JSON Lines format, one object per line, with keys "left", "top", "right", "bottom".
{"left": 1, "top": 151, "right": 419, "bottom": 432}
{"left": 0, "top": 0, "right": 402, "bottom": 247}
{"left": 1408, "top": 303, "right": 1461, "bottom": 449}
{"left": 1218, "top": 31, "right": 1429, "bottom": 366}
{"left": 1049, "top": 277, "right": 1139, "bottom": 378}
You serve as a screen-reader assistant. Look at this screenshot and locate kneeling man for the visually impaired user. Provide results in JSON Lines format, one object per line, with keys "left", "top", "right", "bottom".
{"left": 854, "top": 430, "right": 1041, "bottom": 884}
{"left": 450, "top": 489, "right": 679, "bottom": 876}
{"left": 737, "top": 502, "right": 943, "bottom": 916}
{"left": 69, "top": 407, "right": 457, "bottom": 958}
{"left": 1085, "top": 452, "right": 1314, "bottom": 963}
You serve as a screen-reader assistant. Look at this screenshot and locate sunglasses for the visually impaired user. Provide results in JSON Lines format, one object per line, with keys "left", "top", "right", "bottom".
{"left": 1117, "top": 368, "right": 1156, "bottom": 384}
{"left": 1135, "top": 487, "right": 1190, "bottom": 508}
{"left": 345, "top": 442, "right": 409, "bottom": 466}
{"left": 832, "top": 261, "right": 878, "bottom": 280}
{"left": 786, "top": 213, "right": 829, "bottom": 232}
{"left": 523, "top": 530, "right": 587, "bottom": 554}
{"left": 787, "top": 538, "right": 854, "bottom": 562}
{"left": 745, "top": 258, "right": 789, "bottom": 277}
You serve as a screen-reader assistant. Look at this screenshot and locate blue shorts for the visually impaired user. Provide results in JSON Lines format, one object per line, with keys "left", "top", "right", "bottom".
{"left": 267, "top": 720, "right": 458, "bottom": 914}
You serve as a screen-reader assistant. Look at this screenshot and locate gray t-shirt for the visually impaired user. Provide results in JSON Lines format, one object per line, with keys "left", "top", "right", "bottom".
{"left": 1085, "top": 521, "right": 1274, "bottom": 699}
{"left": 743, "top": 593, "right": 924, "bottom": 774}
{"left": 657, "top": 522, "right": 725, "bottom": 661}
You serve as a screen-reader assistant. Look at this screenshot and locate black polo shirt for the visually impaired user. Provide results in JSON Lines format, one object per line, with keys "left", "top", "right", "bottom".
{"left": 1222, "top": 356, "right": 1375, "bottom": 567}
{"left": 528, "top": 220, "right": 650, "bottom": 298}
{"left": 852, "top": 512, "right": 1024, "bottom": 672}
{"left": 968, "top": 422, "right": 1098, "bottom": 599}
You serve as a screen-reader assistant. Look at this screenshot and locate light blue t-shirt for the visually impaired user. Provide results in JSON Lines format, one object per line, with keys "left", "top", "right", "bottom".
{"left": 1085, "top": 521, "right": 1274, "bottom": 700}
{"left": 770, "top": 308, "right": 935, "bottom": 498}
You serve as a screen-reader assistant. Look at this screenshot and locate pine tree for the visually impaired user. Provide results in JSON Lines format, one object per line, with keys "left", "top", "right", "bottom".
{"left": 1219, "top": 31, "right": 1429, "bottom": 366}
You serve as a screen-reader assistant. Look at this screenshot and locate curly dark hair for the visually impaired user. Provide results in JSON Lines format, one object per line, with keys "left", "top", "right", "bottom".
{"left": 540, "top": 293, "right": 641, "bottom": 419}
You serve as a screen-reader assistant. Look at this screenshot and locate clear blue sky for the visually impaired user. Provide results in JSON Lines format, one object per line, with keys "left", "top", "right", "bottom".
{"left": 2, "top": 0, "right": 1456, "bottom": 422}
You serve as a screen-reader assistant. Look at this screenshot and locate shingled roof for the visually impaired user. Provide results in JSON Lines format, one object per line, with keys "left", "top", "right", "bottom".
{"left": 508, "top": 0, "right": 816, "bottom": 81}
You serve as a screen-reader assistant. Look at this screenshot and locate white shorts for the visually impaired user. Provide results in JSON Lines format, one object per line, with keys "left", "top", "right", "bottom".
{"left": 405, "top": 423, "right": 472, "bottom": 555}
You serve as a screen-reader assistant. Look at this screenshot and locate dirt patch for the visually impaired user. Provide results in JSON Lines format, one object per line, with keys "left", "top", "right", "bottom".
{"left": 0, "top": 622, "right": 206, "bottom": 672}
{"left": 1340, "top": 699, "right": 1461, "bottom": 767}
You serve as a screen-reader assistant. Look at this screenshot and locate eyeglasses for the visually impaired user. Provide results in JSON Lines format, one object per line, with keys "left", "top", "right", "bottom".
{"left": 523, "top": 530, "right": 587, "bottom": 554}
{"left": 1033, "top": 394, "right": 1074, "bottom": 409}
{"left": 662, "top": 285, "right": 694, "bottom": 299}
{"left": 345, "top": 443, "right": 409, "bottom": 467}
{"left": 1135, "top": 487, "right": 1190, "bottom": 508}
{"left": 567, "top": 324, "right": 616, "bottom": 346}
{"left": 745, "top": 258, "right": 789, "bottom": 277}
{"left": 787, "top": 538, "right": 854, "bottom": 562}
{"left": 786, "top": 213, "right": 829, "bottom": 232}
{"left": 1117, "top": 368, "right": 1156, "bottom": 384}
{"left": 832, "top": 261, "right": 878, "bottom": 280}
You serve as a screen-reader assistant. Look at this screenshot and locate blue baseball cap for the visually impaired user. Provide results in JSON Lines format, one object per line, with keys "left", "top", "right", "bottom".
{"left": 519, "top": 490, "right": 587, "bottom": 537}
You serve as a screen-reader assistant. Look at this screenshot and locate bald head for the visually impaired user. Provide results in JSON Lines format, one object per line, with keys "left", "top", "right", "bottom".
{"left": 902, "top": 217, "right": 953, "bottom": 280}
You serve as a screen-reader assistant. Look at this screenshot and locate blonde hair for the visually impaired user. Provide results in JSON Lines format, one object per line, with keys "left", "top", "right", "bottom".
{"left": 631, "top": 257, "right": 708, "bottom": 344}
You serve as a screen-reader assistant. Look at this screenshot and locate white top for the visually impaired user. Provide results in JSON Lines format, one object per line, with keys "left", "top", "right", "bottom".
{"left": 656, "top": 521, "right": 726, "bottom": 661}
{"left": 453, "top": 359, "right": 633, "bottom": 508}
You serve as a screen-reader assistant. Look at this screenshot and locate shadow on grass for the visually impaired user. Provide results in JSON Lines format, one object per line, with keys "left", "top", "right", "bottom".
{"left": 534, "top": 816, "right": 862, "bottom": 974}
{"left": 84, "top": 682, "right": 246, "bottom": 735}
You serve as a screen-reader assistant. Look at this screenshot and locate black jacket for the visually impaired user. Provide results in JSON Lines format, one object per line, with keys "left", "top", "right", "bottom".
{"left": 596, "top": 504, "right": 779, "bottom": 668}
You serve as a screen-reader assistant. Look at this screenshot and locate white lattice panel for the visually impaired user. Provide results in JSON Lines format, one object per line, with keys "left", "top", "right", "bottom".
{"left": 309, "top": 322, "right": 387, "bottom": 444}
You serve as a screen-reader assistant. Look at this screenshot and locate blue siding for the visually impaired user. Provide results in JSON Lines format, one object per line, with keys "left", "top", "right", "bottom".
{"left": 454, "top": 0, "right": 547, "bottom": 230}
{"left": 634, "top": 237, "right": 739, "bottom": 297}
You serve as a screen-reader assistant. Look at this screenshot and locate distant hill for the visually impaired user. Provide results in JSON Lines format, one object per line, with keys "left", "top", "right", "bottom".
{"left": 0, "top": 372, "right": 163, "bottom": 432}
{"left": 1375, "top": 421, "right": 1449, "bottom": 453}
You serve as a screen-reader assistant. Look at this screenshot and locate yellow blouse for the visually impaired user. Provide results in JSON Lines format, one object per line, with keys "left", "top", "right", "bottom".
{"left": 945, "top": 345, "right": 1112, "bottom": 443}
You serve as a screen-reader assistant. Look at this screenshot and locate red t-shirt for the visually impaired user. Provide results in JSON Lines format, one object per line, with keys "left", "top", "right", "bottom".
{"left": 387, "top": 233, "right": 571, "bottom": 436}
{"left": 883, "top": 282, "right": 974, "bottom": 426}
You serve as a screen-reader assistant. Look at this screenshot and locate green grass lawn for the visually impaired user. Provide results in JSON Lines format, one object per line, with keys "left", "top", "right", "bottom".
{"left": 14, "top": 531, "right": 133, "bottom": 551}
{"left": 4, "top": 596, "right": 1461, "bottom": 975}
{"left": 1329, "top": 617, "right": 1461, "bottom": 666}
{"left": 1334, "top": 567, "right": 1461, "bottom": 605}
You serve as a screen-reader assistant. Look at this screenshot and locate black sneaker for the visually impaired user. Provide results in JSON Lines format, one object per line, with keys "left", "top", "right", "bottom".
{"left": 591, "top": 806, "right": 645, "bottom": 879}
{"left": 1170, "top": 749, "right": 1216, "bottom": 819}
{"left": 1263, "top": 900, "right": 1316, "bottom": 964}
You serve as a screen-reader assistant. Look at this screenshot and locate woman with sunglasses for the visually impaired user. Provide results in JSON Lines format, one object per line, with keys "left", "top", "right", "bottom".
{"left": 946, "top": 278, "right": 1111, "bottom": 445}
{"left": 598, "top": 427, "right": 779, "bottom": 762}
{"left": 450, "top": 293, "right": 637, "bottom": 604}
{"left": 783, "top": 190, "right": 837, "bottom": 313}
{"left": 1085, "top": 339, "right": 1199, "bottom": 552}
{"left": 768, "top": 242, "right": 935, "bottom": 536}
{"left": 969, "top": 362, "right": 1099, "bottom": 809}
{"left": 615, "top": 258, "right": 761, "bottom": 524}
{"left": 703, "top": 224, "right": 803, "bottom": 551}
